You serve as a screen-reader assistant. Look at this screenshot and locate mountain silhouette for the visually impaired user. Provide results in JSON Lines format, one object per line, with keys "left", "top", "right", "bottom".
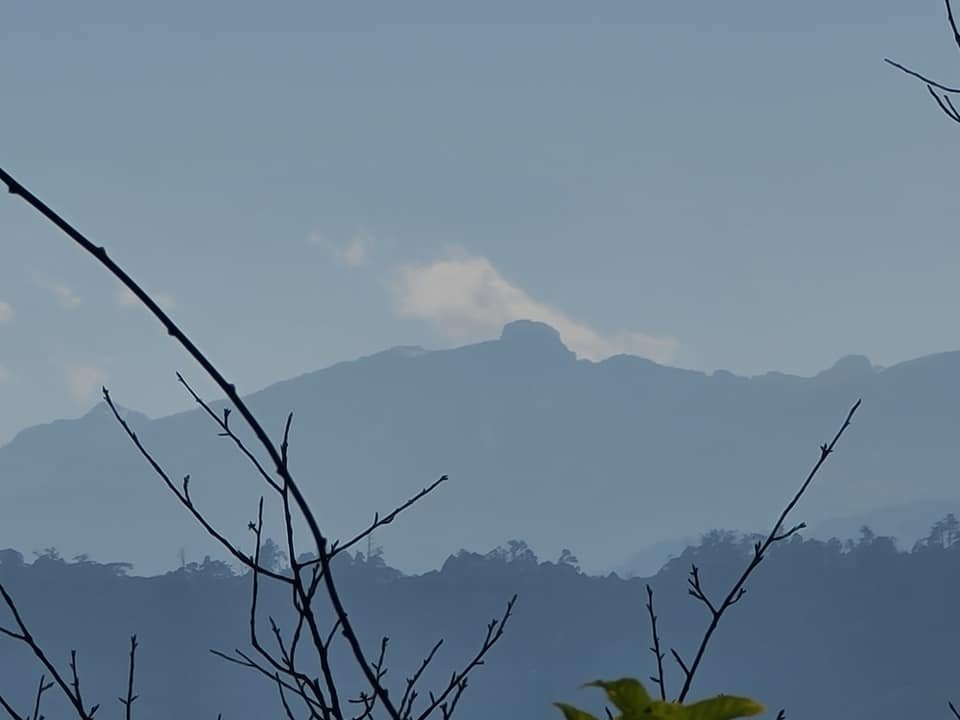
{"left": 1, "top": 321, "right": 958, "bottom": 576}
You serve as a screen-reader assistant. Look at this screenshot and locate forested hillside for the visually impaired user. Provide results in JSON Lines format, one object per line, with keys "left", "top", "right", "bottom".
{"left": 3, "top": 519, "right": 959, "bottom": 719}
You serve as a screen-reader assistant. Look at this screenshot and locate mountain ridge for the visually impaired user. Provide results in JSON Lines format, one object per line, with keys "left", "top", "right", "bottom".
{"left": 2, "top": 320, "right": 959, "bottom": 577}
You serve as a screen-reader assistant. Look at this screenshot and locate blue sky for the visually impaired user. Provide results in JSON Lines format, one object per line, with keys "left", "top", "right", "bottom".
{"left": 1, "top": 1, "right": 959, "bottom": 444}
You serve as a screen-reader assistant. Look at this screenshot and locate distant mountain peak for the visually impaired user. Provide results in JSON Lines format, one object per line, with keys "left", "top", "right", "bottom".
{"left": 81, "top": 401, "right": 151, "bottom": 425}
{"left": 816, "top": 354, "right": 875, "bottom": 381}
{"left": 498, "top": 320, "right": 573, "bottom": 358}
{"left": 831, "top": 354, "right": 873, "bottom": 371}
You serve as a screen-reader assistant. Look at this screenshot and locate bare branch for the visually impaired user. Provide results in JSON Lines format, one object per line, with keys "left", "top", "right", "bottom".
{"left": 1, "top": 166, "right": 519, "bottom": 720}
{"left": 211, "top": 648, "right": 328, "bottom": 717}
{"left": 1, "top": 671, "right": 54, "bottom": 720}
{"left": 0, "top": 166, "right": 404, "bottom": 719}
{"left": 0, "top": 584, "right": 99, "bottom": 719}
{"left": 884, "top": 58, "right": 960, "bottom": 94}
{"left": 101, "top": 389, "right": 290, "bottom": 583}
{"left": 275, "top": 672, "right": 299, "bottom": 720}
{"left": 118, "top": 636, "right": 139, "bottom": 720}
{"left": 413, "top": 594, "right": 517, "bottom": 720}
{"left": 33, "top": 675, "right": 54, "bottom": 720}
{"left": 399, "top": 640, "right": 444, "bottom": 720}
{"left": 643, "top": 584, "right": 667, "bottom": 701}
{"left": 674, "top": 399, "right": 861, "bottom": 702}
{"left": 0, "top": 692, "right": 25, "bottom": 720}
{"left": 308, "top": 476, "right": 449, "bottom": 564}
{"left": 771, "top": 522, "right": 806, "bottom": 543}
{"left": 927, "top": 85, "right": 960, "bottom": 123}
{"left": 669, "top": 648, "right": 690, "bottom": 678}
{"left": 686, "top": 565, "right": 718, "bottom": 618}
{"left": 948, "top": 0, "right": 960, "bottom": 52}
{"left": 885, "top": 1, "right": 960, "bottom": 122}
{"left": 176, "top": 372, "right": 282, "bottom": 494}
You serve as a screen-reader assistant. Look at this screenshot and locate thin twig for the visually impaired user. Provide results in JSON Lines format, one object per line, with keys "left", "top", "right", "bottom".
{"left": 0, "top": 584, "right": 98, "bottom": 720}
{"left": 273, "top": 414, "right": 344, "bottom": 720}
{"left": 0, "top": 693, "right": 24, "bottom": 720}
{"left": 885, "top": 0, "right": 960, "bottom": 123}
{"left": 176, "top": 372, "right": 282, "bottom": 494}
{"left": 210, "top": 649, "right": 328, "bottom": 716}
{"left": 118, "top": 635, "right": 138, "bottom": 720}
{"left": 33, "top": 675, "right": 54, "bottom": 720}
{"left": 927, "top": 85, "right": 960, "bottom": 123}
{"left": 883, "top": 58, "right": 960, "bottom": 94}
{"left": 0, "top": 675, "right": 51, "bottom": 720}
{"left": 674, "top": 399, "right": 861, "bottom": 702}
{"left": 313, "top": 475, "right": 448, "bottom": 562}
{"left": 399, "top": 640, "right": 444, "bottom": 720}
{"left": 101, "top": 390, "right": 290, "bottom": 584}
{"left": 275, "top": 673, "right": 299, "bottom": 720}
{"left": 643, "top": 585, "right": 667, "bottom": 701}
{"left": 413, "top": 595, "right": 517, "bottom": 720}
{"left": 947, "top": 0, "right": 960, "bottom": 52}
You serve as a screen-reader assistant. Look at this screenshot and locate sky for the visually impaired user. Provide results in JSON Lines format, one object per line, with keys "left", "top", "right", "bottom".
{"left": 1, "top": 1, "right": 959, "bottom": 444}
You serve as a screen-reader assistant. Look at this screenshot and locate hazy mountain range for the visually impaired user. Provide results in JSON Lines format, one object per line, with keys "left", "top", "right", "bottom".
{"left": 2, "top": 319, "right": 959, "bottom": 576}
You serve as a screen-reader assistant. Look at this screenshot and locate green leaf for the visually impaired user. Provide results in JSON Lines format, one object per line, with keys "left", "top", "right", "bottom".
{"left": 554, "top": 702, "right": 601, "bottom": 720}
{"left": 584, "top": 678, "right": 654, "bottom": 716}
{"left": 642, "top": 700, "right": 686, "bottom": 720}
{"left": 682, "top": 694, "right": 765, "bottom": 720}
{"left": 558, "top": 678, "right": 763, "bottom": 720}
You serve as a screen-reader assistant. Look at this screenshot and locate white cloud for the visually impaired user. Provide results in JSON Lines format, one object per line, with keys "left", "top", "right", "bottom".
{"left": 308, "top": 230, "right": 370, "bottom": 267}
{"left": 115, "top": 286, "right": 176, "bottom": 311}
{"left": 53, "top": 284, "right": 82, "bottom": 309}
{"left": 115, "top": 288, "right": 138, "bottom": 307}
{"left": 155, "top": 292, "right": 177, "bottom": 311}
{"left": 0, "top": 301, "right": 12, "bottom": 323}
{"left": 392, "top": 252, "right": 678, "bottom": 363}
{"left": 341, "top": 234, "right": 368, "bottom": 267}
{"left": 64, "top": 364, "right": 108, "bottom": 404}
